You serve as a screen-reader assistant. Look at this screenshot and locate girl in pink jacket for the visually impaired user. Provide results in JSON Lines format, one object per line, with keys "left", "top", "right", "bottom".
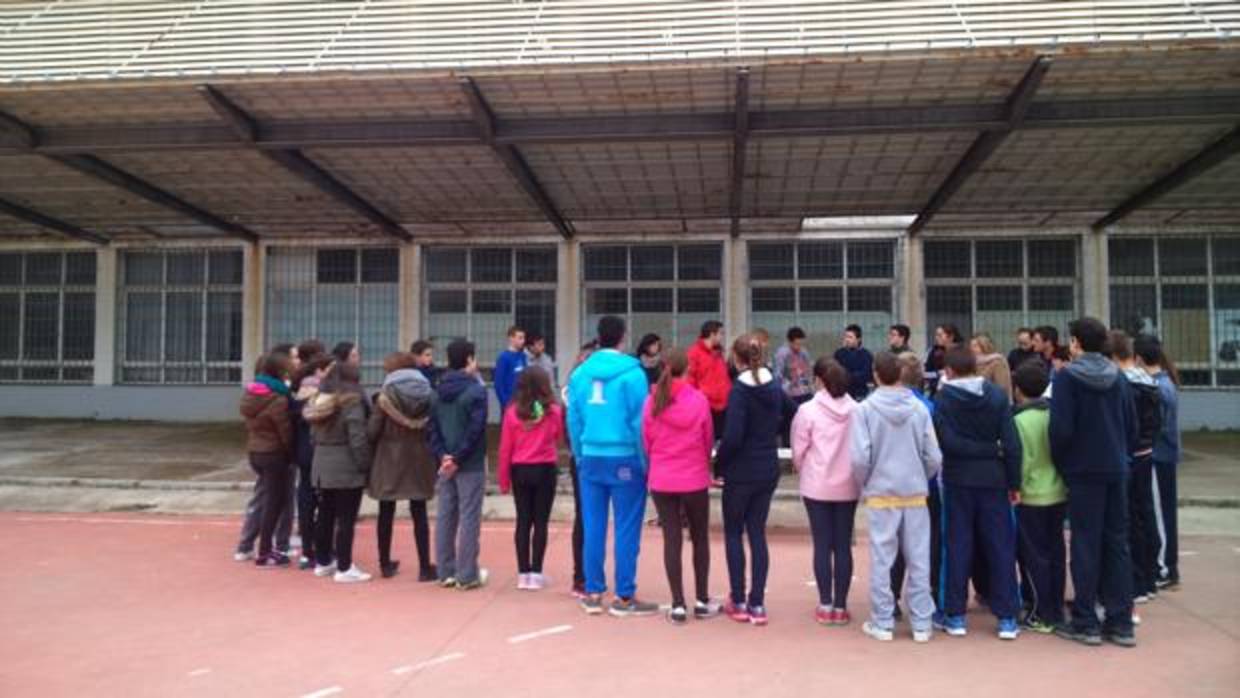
{"left": 790, "top": 358, "right": 859, "bottom": 626}
{"left": 641, "top": 348, "right": 718, "bottom": 625}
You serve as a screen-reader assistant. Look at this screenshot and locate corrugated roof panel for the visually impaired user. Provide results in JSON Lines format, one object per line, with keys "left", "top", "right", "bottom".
{"left": 1155, "top": 153, "right": 1240, "bottom": 209}
{"left": 1036, "top": 46, "right": 1240, "bottom": 99}
{"left": 473, "top": 67, "right": 732, "bottom": 118}
{"left": 0, "top": 83, "right": 219, "bottom": 127}
{"left": 218, "top": 77, "right": 470, "bottom": 122}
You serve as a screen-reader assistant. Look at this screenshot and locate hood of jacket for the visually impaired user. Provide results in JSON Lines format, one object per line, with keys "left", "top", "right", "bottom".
{"left": 651, "top": 380, "right": 703, "bottom": 431}
{"left": 575, "top": 348, "right": 644, "bottom": 384}
{"left": 812, "top": 390, "right": 856, "bottom": 422}
{"left": 437, "top": 369, "right": 484, "bottom": 404}
{"left": 383, "top": 368, "right": 433, "bottom": 416}
{"left": 735, "top": 368, "right": 782, "bottom": 409}
{"left": 1066, "top": 352, "right": 1121, "bottom": 392}
{"left": 941, "top": 375, "right": 986, "bottom": 396}
{"left": 240, "top": 381, "right": 284, "bottom": 418}
{"left": 1122, "top": 365, "right": 1156, "bottom": 388}
{"left": 294, "top": 374, "right": 321, "bottom": 402}
{"left": 863, "top": 385, "right": 922, "bottom": 426}
{"left": 302, "top": 390, "right": 360, "bottom": 424}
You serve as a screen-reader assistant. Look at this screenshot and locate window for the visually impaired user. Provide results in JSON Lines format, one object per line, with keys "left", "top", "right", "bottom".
{"left": 583, "top": 243, "right": 722, "bottom": 348}
{"left": 266, "top": 246, "right": 398, "bottom": 384}
{"left": 1109, "top": 235, "right": 1240, "bottom": 388}
{"left": 424, "top": 246, "right": 557, "bottom": 378}
{"left": 119, "top": 249, "right": 242, "bottom": 384}
{"left": 748, "top": 240, "right": 897, "bottom": 352}
{"left": 924, "top": 238, "right": 1079, "bottom": 350}
{"left": 0, "top": 251, "right": 95, "bottom": 383}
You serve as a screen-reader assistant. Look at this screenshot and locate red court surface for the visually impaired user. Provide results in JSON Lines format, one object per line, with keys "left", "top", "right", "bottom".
{"left": 2, "top": 511, "right": 1237, "bottom": 698}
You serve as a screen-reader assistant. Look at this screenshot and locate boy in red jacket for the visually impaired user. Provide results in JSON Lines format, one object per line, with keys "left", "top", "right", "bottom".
{"left": 686, "top": 320, "right": 731, "bottom": 440}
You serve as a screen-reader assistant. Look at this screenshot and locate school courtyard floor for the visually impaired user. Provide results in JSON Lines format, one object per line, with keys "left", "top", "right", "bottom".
{"left": 1, "top": 512, "right": 1238, "bottom": 698}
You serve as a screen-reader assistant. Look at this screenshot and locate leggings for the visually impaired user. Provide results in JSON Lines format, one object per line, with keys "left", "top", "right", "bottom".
{"left": 315, "top": 487, "right": 363, "bottom": 572}
{"left": 804, "top": 498, "right": 857, "bottom": 609}
{"left": 723, "top": 479, "right": 778, "bottom": 608}
{"left": 296, "top": 461, "right": 319, "bottom": 558}
{"left": 377, "top": 499, "right": 431, "bottom": 571}
{"left": 652, "top": 489, "right": 711, "bottom": 608}
{"left": 512, "top": 464, "right": 558, "bottom": 573}
{"left": 569, "top": 458, "right": 585, "bottom": 587}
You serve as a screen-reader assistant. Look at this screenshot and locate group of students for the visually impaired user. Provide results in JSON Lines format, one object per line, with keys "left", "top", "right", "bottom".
{"left": 235, "top": 312, "right": 1182, "bottom": 647}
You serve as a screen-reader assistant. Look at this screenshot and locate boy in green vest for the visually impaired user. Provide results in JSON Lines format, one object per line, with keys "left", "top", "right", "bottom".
{"left": 1012, "top": 361, "right": 1068, "bottom": 633}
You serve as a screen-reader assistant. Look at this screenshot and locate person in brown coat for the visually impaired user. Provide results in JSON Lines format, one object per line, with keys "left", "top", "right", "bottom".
{"left": 239, "top": 352, "right": 294, "bottom": 568}
{"left": 971, "top": 333, "right": 1013, "bottom": 401}
{"left": 368, "top": 352, "right": 439, "bottom": 581}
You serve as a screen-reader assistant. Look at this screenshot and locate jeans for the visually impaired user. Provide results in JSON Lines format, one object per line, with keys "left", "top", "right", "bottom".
{"left": 652, "top": 489, "right": 711, "bottom": 608}
{"left": 578, "top": 455, "right": 648, "bottom": 599}
{"left": 512, "top": 464, "right": 558, "bottom": 574}
{"left": 435, "top": 469, "right": 486, "bottom": 584}
{"left": 803, "top": 497, "right": 857, "bottom": 609}
{"left": 315, "top": 487, "right": 363, "bottom": 572}
{"left": 237, "top": 461, "right": 294, "bottom": 554}
{"left": 248, "top": 452, "right": 292, "bottom": 558}
{"left": 722, "top": 478, "right": 778, "bottom": 608}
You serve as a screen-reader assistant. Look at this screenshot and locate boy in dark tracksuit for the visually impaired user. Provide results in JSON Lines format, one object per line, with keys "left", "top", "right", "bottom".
{"left": 1106, "top": 331, "right": 1162, "bottom": 603}
{"left": 932, "top": 346, "right": 1023, "bottom": 640}
{"left": 1050, "top": 318, "right": 1138, "bottom": 648}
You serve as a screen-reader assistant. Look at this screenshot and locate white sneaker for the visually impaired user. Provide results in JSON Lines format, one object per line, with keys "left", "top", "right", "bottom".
{"left": 913, "top": 629, "right": 932, "bottom": 643}
{"left": 1132, "top": 612, "right": 1142, "bottom": 626}
{"left": 233, "top": 550, "right": 254, "bottom": 562}
{"left": 334, "top": 565, "right": 372, "bottom": 583}
{"left": 529, "top": 573, "right": 547, "bottom": 590}
{"left": 313, "top": 563, "right": 336, "bottom": 578}
{"left": 863, "top": 621, "right": 894, "bottom": 642}
{"left": 517, "top": 573, "right": 532, "bottom": 590}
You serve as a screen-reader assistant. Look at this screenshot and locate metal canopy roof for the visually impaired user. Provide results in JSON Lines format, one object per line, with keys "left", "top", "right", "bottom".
{"left": 0, "top": 9, "right": 1238, "bottom": 242}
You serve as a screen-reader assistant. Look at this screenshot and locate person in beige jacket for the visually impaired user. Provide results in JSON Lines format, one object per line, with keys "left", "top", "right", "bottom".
{"left": 971, "top": 333, "right": 1013, "bottom": 401}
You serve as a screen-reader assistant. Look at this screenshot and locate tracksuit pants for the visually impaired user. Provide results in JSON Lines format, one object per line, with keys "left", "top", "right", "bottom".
{"left": 1128, "top": 454, "right": 1160, "bottom": 597}
{"left": 578, "top": 455, "right": 647, "bottom": 599}
{"left": 435, "top": 469, "right": 486, "bottom": 584}
{"left": 1152, "top": 459, "right": 1180, "bottom": 583}
{"left": 1067, "top": 478, "right": 1134, "bottom": 636}
{"left": 943, "top": 485, "right": 1019, "bottom": 620}
{"left": 1016, "top": 502, "right": 1067, "bottom": 625}
{"left": 869, "top": 503, "right": 934, "bottom": 633}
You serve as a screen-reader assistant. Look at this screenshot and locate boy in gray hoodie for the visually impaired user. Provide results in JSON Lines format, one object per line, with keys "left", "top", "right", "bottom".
{"left": 851, "top": 352, "right": 943, "bottom": 642}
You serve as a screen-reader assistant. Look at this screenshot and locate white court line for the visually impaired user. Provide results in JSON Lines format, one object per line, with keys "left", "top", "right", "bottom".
{"left": 186, "top": 668, "right": 211, "bottom": 677}
{"left": 507, "top": 624, "right": 573, "bottom": 644}
{"left": 1182, "top": 551, "right": 1199, "bottom": 556}
{"left": 16, "top": 516, "right": 234, "bottom": 527}
{"left": 300, "top": 687, "right": 342, "bottom": 698}
{"left": 392, "top": 652, "right": 466, "bottom": 675}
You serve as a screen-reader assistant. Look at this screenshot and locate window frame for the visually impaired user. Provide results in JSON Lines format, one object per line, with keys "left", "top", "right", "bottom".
{"left": 0, "top": 250, "right": 96, "bottom": 384}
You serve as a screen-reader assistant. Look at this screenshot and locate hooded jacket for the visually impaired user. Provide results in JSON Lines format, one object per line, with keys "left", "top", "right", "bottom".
{"left": 497, "top": 402, "right": 565, "bottom": 493}
{"left": 367, "top": 369, "right": 438, "bottom": 501}
{"left": 791, "top": 391, "right": 859, "bottom": 501}
{"left": 566, "top": 349, "right": 648, "bottom": 463}
{"left": 305, "top": 387, "right": 372, "bottom": 489}
{"left": 1049, "top": 352, "right": 1138, "bottom": 483}
{"left": 1152, "top": 371, "right": 1181, "bottom": 464}
{"left": 290, "top": 375, "right": 321, "bottom": 469}
{"left": 1122, "top": 366, "right": 1162, "bottom": 456}
{"left": 1007, "top": 347, "right": 1041, "bottom": 372}
{"left": 716, "top": 368, "right": 791, "bottom": 484}
{"left": 976, "top": 353, "right": 1013, "bottom": 401}
{"left": 850, "top": 386, "right": 942, "bottom": 501}
{"left": 429, "top": 369, "right": 489, "bottom": 473}
{"left": 833, "top": 346, "right": 874, "bottom": 401}
{"left": 1013, "top": 398, "right": 1067, "bottom": 506}
{"left": 686, "top": 339, "right": 731, "bottom": 412}
{"left": 933, "top": 376, "right": 1022, "bottom": 490}
{"left": 642, "top": 380, "right": 713, "bottom": 493}
{"left": 240, "top": 376, "right": 292, "bottom": 457}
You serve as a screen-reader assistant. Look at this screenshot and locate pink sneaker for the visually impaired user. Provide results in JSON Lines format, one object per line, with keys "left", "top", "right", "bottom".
{"left": 748, "top": 605, "right": 769, "bottom": 626}
{"left": 815, "top": 606, "right": 832, "bottom": 625}
{"left": 724, "top": 600, "right": 750, "bottom": 623}
{"left": 832, "top": 609, "right": 851, "bottom": 626}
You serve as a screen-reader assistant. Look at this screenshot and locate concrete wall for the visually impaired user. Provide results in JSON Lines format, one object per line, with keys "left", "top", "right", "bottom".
{"left": 0, "top": 386, "right": 239, "bottom": 422}
{"left": 1179, "top": 391, "right": 1240, "bottom": 431}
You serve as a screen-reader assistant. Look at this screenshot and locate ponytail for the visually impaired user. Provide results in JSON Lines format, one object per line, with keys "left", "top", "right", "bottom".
{"left": 652, "top": 347, "right": 688, "bottom": 417}
{"left": 731, "top": 334, "right": 768, "bottom": 384}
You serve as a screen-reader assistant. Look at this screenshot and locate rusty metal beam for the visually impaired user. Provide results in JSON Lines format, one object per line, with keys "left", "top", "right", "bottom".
{"left": 0, "top": 197, "right": 109, "bottom": 244}
{"left": 1093, "top": 124, "right": 1240, "bottom": 230}
{"left": 461, "top": 77, "right": 573, "bottom": 239}
{"left": 0, "top": 110, "right": 37, "bottom": 149}
{"left": 907, "top": 56, "right": 1051, "bottom": 236}
{"left": 729, "top": 68, "right": 750, "bottom": 239}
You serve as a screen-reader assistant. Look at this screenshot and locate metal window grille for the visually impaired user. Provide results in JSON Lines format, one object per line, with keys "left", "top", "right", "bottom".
{"left": 1109, "top": 235, "right": 1240, "bottom": 389}
{"left": 119, "top": 249, "right": 242, "bottom": 385}
{"left": 582, "top": 243, "right": 722, "bottom": 349}
{"left": 924, "top": 238, "right": 1079, "bottom": 352}
{"left": 266, "top": 246, "right": 399, "bottom": 385}
{"left": 748, "top": 240, "right": 898, "bottom": 353}
{"left": 423, "top": 246, "right": 557, "bottom": 380}
{"left": 0, "top": 251, "right": 95, "bottom": 383}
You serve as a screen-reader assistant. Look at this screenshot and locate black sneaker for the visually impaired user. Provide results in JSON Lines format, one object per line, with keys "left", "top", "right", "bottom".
{"left": 1156, "top": 575, "right": 1180, "bottom": 591}
{"left": 580, "top": 593, "right": 605, "bottom": 615}
{"left": 694, "top": 599, "right": 722, "bottom": 619}
{"left": 1104, "top": 631, "right": 1137, "bottom": 648}
{"left": 1054, "top": 624, "right": 1102, "bottom": 647}
{"left": 667, "top": 606, "right": 688, "bottom": 625}
{"left": 381, "top": 560, "right": 400, "bottom": 579}
{"left": 255, "top": 552, "right": 290, "bottom": 569}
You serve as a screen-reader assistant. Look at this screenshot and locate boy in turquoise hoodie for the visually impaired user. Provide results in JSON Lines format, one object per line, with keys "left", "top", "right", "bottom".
{"left": 1012, "top": 361, "right": 1067, "bottom": 633}
{"left": 567, "top": 315, "right": 657, "bottom": 617}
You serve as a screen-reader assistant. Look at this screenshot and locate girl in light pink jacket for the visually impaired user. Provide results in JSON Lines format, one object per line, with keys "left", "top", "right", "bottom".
{"left": 641, "top": 348, "right": 717, "bottom": 624}
{"left": 791, "top": 358, "right": 859, "bottom": 626}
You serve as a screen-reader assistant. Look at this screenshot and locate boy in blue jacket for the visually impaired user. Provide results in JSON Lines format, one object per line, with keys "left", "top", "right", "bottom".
{"left": 833, "top": 324, "right": 874, "bottom": 401}
{"left": 1050, "top": 317, "right": 1138, "bottom": 648}
{"left": 494, "top": 325, "right": 527, "bottom": 408}
{"left": 932, "top": 346, "right": 1023, "bottom": 640}
{"left": 567, "top": 315, "right": 657, "bottom": 617}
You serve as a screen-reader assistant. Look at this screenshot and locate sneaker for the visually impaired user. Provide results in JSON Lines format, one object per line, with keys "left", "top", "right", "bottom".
{"left": 418, "top": 565, "right": 438, "bottom": 583}
{"left": 863, "top": 621, "right": 894, "bottom": 642}
{"left": 815, "top": 606, "right": 832, "bottom": 626}
{"left": 944, "top": 615, "right": 968, "bottom": 637}
{"left": 1131, "top": 612, "right": 1142, "bottom": 626}
{"left": 1133, "top": 593, "right": 1150, "bottom": 605}
{"left": 932, "top": 611, "right": 948, "bottom": 631}
{"left": 580, "top": 593, "right": 605, "bottom": 615}
{"left": 997, "top": 617, "right": 1020, "bottom": 640}
{"left": 913, "top": 628, "right": 932, "bottom": 643}
{"left": 1155, "top": 574, "right": 1180, "bottom": 591}
{"left": 333, "top": 565, "right": 372, "bottom": 583}
{"left": 255, "top": 552, "right": 290, "bottom": 569}
{"left": 1023, "top": 617, "right": 1056, "bottom": 634}
{"left": 694, "top": 599, "right": 721, "bottom": 620}
{"left": 381, "top": 560, "right": 400, "bottom": 579}
{"left": 748, "top": 605, "right": 769, "bottom": 626}
{"left": 313, "top": 562, "right": 336, "bottom": 578}
{"left": 1054, "top": 624, "right": 1102, "bottom": 647}
{"left": 233, "top": 550, "right": 254, "bottom": 562}
{"left": 724, "top": 600, "right": 750, "bottom": 623}
{"left": 439, "top": 576, "right": 457, "bottom": 588}
{"left": 609, "top": 597, "right": 659, "bottom": 617}
{"left": 667, "top": 606, "right": 688, "bottom": 625}
{"left": 456, "top": 568, "right": 489, "bottom": 591}
{"left": 571, "top": 582, "right": 588, "bottom": 599}
{"left": 530, "top": 573, "right": 549, "bottom": 590}
{"left": 831, "top": 609, "right": 851, "bottom": 626}
{"left": 517, "top": 573, "right": 532, "bottom": 591}
{"left": 1104, "top": 631, "right": 1137, "bottom": 648}
{"left": 298, "top": 555, "right": 313, "bottom": 571}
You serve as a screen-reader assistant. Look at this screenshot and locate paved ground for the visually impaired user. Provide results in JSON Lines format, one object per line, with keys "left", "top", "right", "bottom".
{"left": 2, "top": 511, "right": 1237, "bottom": 698}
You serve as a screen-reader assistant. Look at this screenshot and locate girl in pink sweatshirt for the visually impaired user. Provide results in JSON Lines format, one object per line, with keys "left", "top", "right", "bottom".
{"left": 498, "top": 366, "right": 564, "bottom": 591}
{"left": 641, "top": 348, "right": 717, "bottom": 624}
{"left": 790, "top": 358, "right": 859, "bottom": 626}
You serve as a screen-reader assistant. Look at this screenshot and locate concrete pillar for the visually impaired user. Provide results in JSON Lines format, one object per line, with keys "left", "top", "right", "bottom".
{"left": 399, "top": 243, "right": 420, "bottom": 349}
{"left": 1081, "top": 229, "right": 1109, "bottom": 322}
{"left": 901, "top": 234, "right": 927, "bottom": 352}
{"left": 556, "top": 238, "right": 580, "bottom": 358}
{"left": 241, "top": 243, "right": 265, "bottom": 382}
{"left": 92, "top": 246, "right": 117, "bottom": 386}
{"left": 725, "top": 236, "right": 748, "bottom": 335}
